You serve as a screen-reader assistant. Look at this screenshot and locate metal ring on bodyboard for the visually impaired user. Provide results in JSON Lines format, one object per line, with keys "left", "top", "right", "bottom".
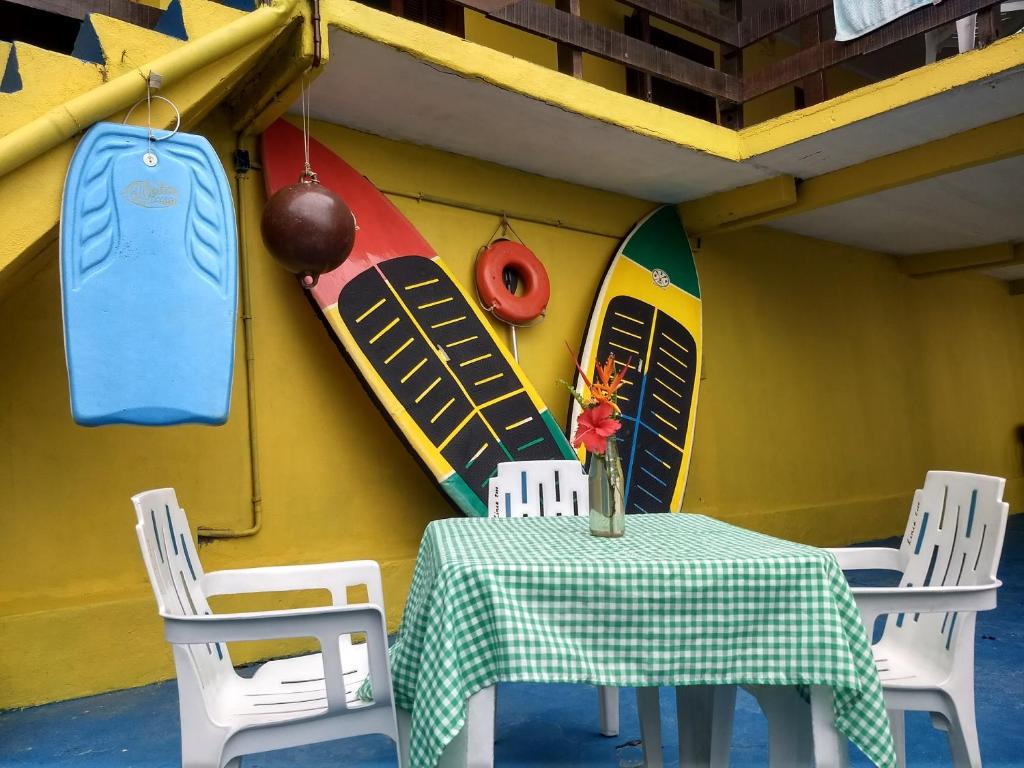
{"left": 122, "top": 95, "right": 182, "bottom": 141}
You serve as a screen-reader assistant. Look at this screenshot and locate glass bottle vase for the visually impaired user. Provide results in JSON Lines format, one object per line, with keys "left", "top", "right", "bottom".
{"left": 589, "top": 438, "right": 625, "bottom": 537}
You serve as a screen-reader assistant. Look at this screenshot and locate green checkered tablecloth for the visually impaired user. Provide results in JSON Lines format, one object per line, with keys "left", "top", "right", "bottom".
{"left": 387, "top": 514, "right": 895, "bottom": 768}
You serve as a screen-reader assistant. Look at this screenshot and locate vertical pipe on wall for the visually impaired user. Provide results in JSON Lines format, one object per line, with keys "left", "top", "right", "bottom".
{"left": 199, "top": 154, "right": 263, "bottom": 539}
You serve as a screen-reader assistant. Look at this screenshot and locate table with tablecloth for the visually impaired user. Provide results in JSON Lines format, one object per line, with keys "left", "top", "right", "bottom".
{"left": 384, "top": 513, "right": 896, "bottom": 768}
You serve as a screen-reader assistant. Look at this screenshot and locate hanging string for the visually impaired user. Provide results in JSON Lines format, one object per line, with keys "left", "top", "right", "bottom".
{"left": 480, "top": 213, "right": 530, "bottom": 250}
{"left": 502, "top": 216, "right": 529, "bottom": 248}
{"left": 122, "top": 72, "right": 180, "bottom": 164}
{"left": 300, "top": 75, "right": 316, "bottom": 183}
{"left": 481, "top": 213, "right": 525, "bottom": 250}
{"left": 145, "top": 76, "right": 153, "bottom": 151}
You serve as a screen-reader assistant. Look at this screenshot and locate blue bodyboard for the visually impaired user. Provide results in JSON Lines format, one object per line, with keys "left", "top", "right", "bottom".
{"left": 60, "top": 123, "right": 237, "bottom": 426}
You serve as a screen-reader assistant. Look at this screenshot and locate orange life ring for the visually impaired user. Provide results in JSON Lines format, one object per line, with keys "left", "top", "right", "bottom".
{"left": 475, "top": 239, "right": 550, "bottom": 325}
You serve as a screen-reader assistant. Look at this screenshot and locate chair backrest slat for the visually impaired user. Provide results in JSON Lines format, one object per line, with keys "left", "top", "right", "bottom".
{"left": 132, "top": 488, "right": 232, "bottom": 692}
{"left": 488, "top": 460, "right": 589, "bottom": 518}
{"left": 886, "top": 471, "right": 1008, "bottom": 666}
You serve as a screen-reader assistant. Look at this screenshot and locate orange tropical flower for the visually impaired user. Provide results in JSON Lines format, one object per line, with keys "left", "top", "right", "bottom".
{"left": 590, "top": 353, "right": 630, "bottom": 411}
{"left": 567, "top": 347, "right": 630, "bottom": 413}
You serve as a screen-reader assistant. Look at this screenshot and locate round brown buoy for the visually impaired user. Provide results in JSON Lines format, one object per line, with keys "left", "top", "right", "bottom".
{"left": 260, "top": 172, "right": 356, "bottom": 288}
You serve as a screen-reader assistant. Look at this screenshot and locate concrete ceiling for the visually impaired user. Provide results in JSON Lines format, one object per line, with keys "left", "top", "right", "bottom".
{"left": 768, "top": 154, "right": 1024, "bottom": 255}
{"left": 300, "top": 25, "right": 1024, "bottom": 276}
{"left": 308, "top": 29, "right": 1024, "bottom": 197}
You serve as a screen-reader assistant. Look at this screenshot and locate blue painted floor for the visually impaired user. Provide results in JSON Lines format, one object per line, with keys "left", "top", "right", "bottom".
{"left": 2, "top": 516, "right": 1021, "bottom": 767}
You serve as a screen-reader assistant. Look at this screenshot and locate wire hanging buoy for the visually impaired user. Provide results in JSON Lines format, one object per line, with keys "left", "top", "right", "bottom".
{"left": 260, "top": 77, "right": 356, "bottom": 288}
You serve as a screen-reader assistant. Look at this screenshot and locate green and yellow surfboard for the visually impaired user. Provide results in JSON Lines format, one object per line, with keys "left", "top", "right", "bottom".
{"left": 569, "top": 206, "right": 702, "bottom": 513}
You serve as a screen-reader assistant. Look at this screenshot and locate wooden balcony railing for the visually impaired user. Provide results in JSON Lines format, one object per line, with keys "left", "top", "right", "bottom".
{"left": 432, "top": 0, "right": 1008, "bottom": 127}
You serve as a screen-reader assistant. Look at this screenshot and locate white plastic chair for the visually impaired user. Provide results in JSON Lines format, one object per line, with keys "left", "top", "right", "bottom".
{"left": 830, "top": 470, "right": 1009, "bottom": 767}
{"left": 486, "top": 459, "right": 589, "bottom": 518}
{"left": 639, "top": 471, "right": 1009, "bottom": 768}
{"left": 132, "top": 488, "right": 400, "bottom": 768}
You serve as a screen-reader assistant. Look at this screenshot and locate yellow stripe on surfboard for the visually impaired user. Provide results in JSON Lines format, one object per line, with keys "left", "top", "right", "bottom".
{"left": 325, "top": 304, "right": 455, "bottom": 482}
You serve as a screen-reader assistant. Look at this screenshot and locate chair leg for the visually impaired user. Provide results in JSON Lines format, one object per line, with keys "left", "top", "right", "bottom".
{"left": 598, "top": 686, "right": 620, "bottom": 736}
{"left": 887, "top": 709, "right": 906, "bottom": 768}
{"left": 810, "top": 686, "right": 849, "bottom": 768}
{"left": 397, "top": 706, "right": 412, "bottom": 768}
{"left": 676, "top": 685, "right": 736, "bottom": 768}
{"left": 637, "top": 687, "right": 664, "bottom": 768}
{"left": 181, "top": 738, "right": 231, "bottom": 768}
{"left": 942, "top": 696, "right": 982, "bottom": 768}
{"left": 747, "top": 685, "right": 814, "bottom": 767}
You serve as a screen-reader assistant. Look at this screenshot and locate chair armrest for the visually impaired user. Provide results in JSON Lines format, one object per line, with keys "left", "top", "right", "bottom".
{"left": 201, "top": 560, "right": 384, "bottom": 609}
{"left": 827, "top": 547, "right": 903, "bottom": 572}
{"left": 162, "top": 603, "right": 392, "bottom": 713}
{"left": 851, "top": 581, "right": 1002, "bottom": 630}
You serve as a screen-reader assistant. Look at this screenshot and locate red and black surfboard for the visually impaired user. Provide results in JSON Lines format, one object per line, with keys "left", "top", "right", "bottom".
{"left": 261, "top": 120, "right": 575, "bottom": 516}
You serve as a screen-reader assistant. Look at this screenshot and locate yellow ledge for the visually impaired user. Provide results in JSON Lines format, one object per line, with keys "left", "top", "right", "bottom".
{"left": 739, "top": 33, "right": 1024, "bottom": 156}
{"left": 700, "top": 112, "right": 1024, "bottom": 235}
{"left": 679, "top": 176, "right": 796, "bottom": 233}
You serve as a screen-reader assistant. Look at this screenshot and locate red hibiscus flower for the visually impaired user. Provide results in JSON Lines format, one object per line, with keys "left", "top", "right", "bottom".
{"left": 572, "top": 401, "right": 622, "bottom": 454}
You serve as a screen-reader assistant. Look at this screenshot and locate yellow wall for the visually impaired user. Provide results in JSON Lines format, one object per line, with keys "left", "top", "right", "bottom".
{"left": 0, "top": 113, "right": 649, "bottom": 708}
{"left": 690, "top": 230, "right": 1024, "bottom": 540}
{"left": 2, "top": 111, "right": 1022, "bottom": 709}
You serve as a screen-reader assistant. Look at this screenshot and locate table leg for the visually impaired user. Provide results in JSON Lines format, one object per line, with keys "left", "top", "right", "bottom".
{"left": 599, "top": 685, "right": 620, "bottom": 736}
{"left": 636, "top": 686, "right": 664, "bottom": 768}
{"left": 810, "top": 686, "right": 850, "bottom": 768}
{"left": 399, "top": 686, "right": 496, "bottom": 768}
{"left": 676, "top": 685, "right": 736, "bottom": 768}
{"left": 746, "top": 685, "right": 814, "bottom": 767}
{"left": 397, "top": 704, "right": 412, "bottom": 768}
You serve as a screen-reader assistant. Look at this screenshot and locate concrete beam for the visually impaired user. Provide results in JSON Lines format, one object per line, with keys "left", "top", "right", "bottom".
{"left": 699, "top": 112, "right": 1024, "bottom": 235}
{"left": 898, "top": 243, "right": 1023, "bottom": 277}
{"left": 678, "top": 175, "right": 796, "bottom": 235}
